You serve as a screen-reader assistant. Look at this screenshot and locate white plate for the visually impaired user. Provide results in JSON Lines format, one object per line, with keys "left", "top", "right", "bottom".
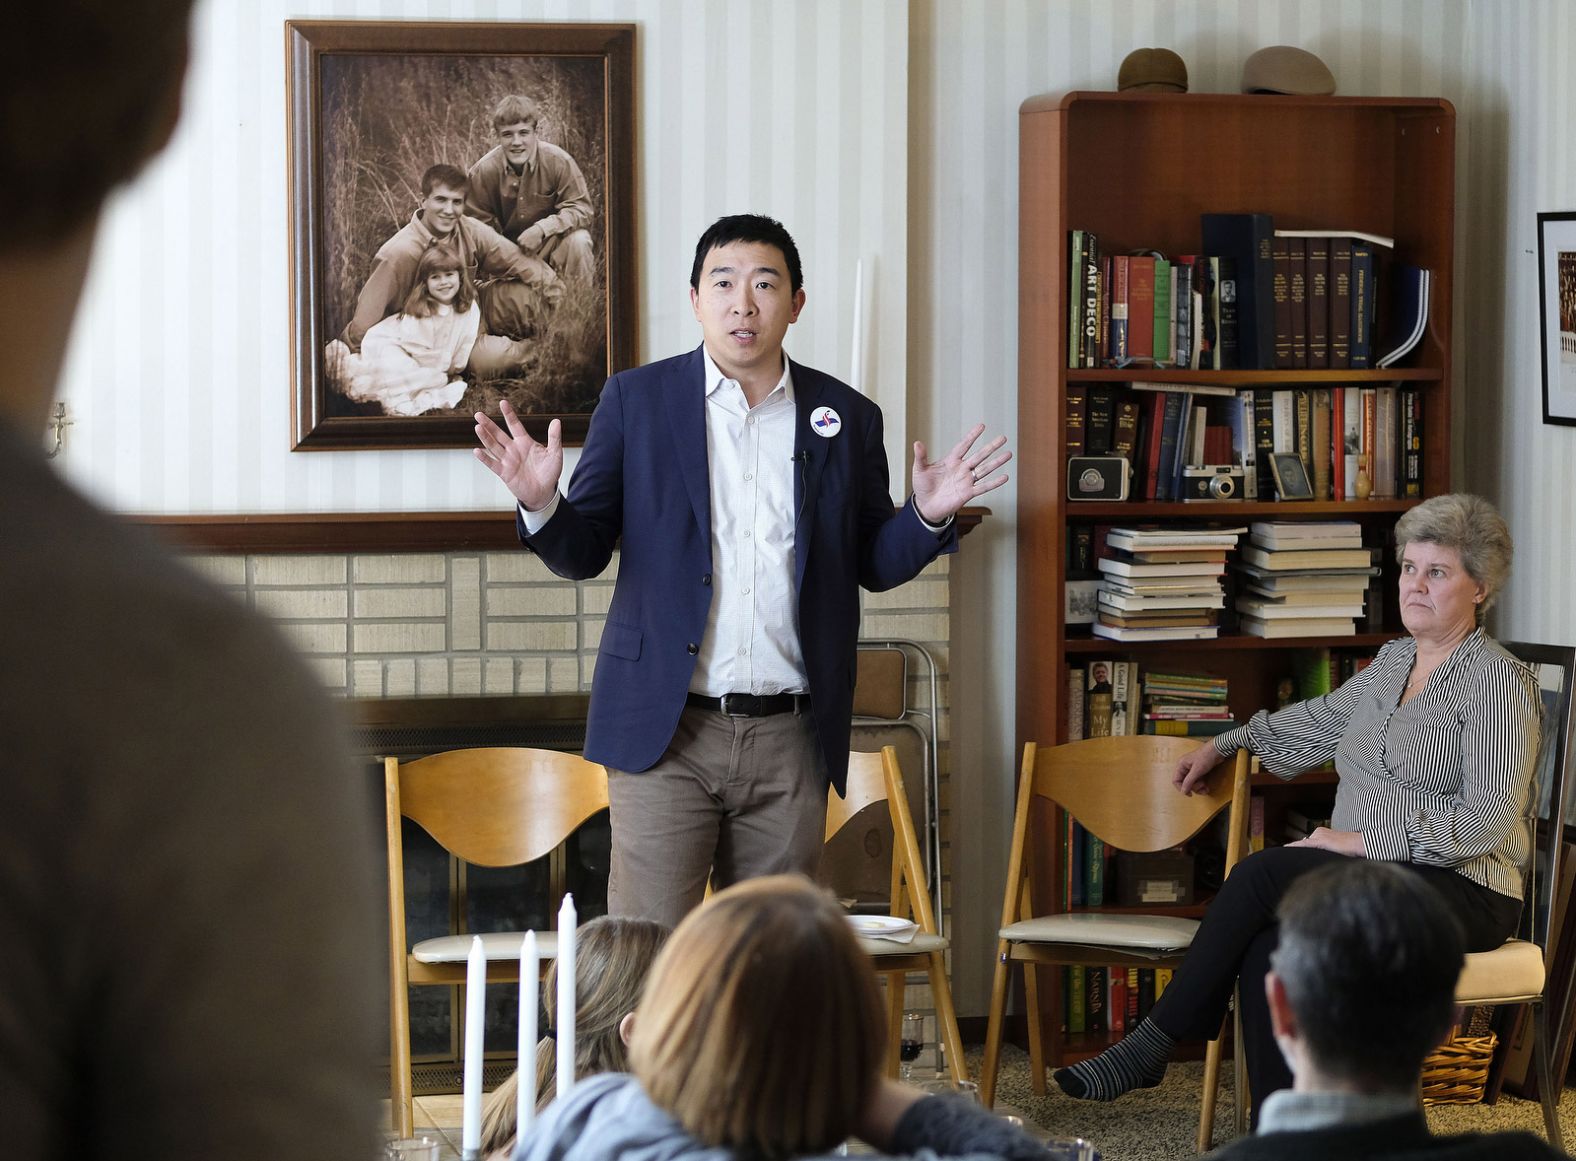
{"left": 846, "top": 914, "right": 917, "bottom": 937}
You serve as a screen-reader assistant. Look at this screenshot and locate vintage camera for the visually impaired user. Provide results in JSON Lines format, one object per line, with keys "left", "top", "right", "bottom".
{"left": 1182, "top": 464, "right": 1246, "bottom": 501}
{"left": 1066, "top": 455, "right": 1130, "bottom": 501}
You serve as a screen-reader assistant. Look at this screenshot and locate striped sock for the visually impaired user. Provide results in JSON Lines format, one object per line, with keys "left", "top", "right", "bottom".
{"left": 1053, "top": 1017, "right": 1173, "bottom": 1100}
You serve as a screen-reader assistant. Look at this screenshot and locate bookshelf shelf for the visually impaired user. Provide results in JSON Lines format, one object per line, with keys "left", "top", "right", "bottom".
{"left": 1062, "top": 632, "right": 1397, "bottom": 654}
{"left": 1065, "top": 368, "right": 1444, "bottom": 385}
{"left": 1018, "top": 90, "right": 1454, "bottom": 1067}
{"left": 1063, "top": 500, "right": 1416, "bottom": 519}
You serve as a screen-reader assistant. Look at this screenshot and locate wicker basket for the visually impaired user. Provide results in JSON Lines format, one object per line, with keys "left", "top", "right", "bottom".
{"left": 1420, "top": 1032, "right": 1498, "bottom": 1105}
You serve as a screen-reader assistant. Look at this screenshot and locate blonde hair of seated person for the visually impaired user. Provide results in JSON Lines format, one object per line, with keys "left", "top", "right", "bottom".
{"left": 479, "top": 915, "right": 669, "bottom": 1159}
{"left": 629, "top": 875, "right": 887, "bottom": 1159}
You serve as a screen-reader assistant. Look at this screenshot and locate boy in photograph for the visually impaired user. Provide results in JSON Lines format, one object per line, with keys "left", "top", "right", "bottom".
{"left": 467, "top": 94, "right": 595, "bottom": 284}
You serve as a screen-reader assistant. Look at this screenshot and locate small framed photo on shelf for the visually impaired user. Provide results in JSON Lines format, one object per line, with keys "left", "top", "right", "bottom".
{"left": 1065, "top": 577, "right": 1101, "bottom": 625}
{"left": 1269, "top": 453, "right": 1315, "bottom": 501}
{"left": 1538, "top": 211, "right": 1576, "bottom": 426}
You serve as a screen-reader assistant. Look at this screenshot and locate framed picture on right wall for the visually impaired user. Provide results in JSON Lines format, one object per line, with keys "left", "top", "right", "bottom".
{"left": 1538, "top": 211, "right": 1576, "bottom": 426}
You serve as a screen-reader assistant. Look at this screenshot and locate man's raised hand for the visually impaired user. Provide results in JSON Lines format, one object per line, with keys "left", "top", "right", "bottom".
{"left": 474, "top": 400, "right": 563, "bottom": 512}
{"left": 911, "top": 423, "right": 1012, "bottom": 525}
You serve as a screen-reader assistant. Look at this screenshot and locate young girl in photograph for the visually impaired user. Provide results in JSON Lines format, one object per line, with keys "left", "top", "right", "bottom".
{"left": 344, "top": 244, "right": 480, "bottom": 415}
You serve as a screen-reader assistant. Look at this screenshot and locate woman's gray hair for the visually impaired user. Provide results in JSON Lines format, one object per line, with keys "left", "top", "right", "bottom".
{"left": 1392, "top": 493, "right": 1513, "bottom": 616}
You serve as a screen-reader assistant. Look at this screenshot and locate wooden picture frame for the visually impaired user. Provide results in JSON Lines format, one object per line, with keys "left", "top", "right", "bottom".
{"left": 286, "top": 20, "right": 636, "bottom": 450}
{"left": 1268, "top": 452, "right": 1314, "bottom": 501}
{"left": 1539, "top": 211, "right": 1576, "bottom": 426}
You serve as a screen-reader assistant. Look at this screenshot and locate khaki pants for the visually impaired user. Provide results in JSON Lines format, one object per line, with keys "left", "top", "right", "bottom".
{"left": 606, "top": 705, "right": 828, "bottom": 929}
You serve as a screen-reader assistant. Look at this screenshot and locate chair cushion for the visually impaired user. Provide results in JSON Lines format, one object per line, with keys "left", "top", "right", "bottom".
{"left": 1001, "top": 912, "right": 1201, "bottom": 952}
{"left": 860, "top": 933, "right": 950, "bottom": 957}
{"left": 413, "top": 930, "right": 560, "bottom": 964}
{"left": 1456, "top": 939, "right": 1545, "bottom": 1004}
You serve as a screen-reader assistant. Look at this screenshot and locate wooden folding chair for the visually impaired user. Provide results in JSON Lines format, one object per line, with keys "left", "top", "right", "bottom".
{"left": 385, "top": 747, "right": 608, "bottom": 1138}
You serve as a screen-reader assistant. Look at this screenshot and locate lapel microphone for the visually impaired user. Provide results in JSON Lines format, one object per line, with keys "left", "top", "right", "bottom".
{"left": 793, "top": 450, "right": 811, "bottom": 525}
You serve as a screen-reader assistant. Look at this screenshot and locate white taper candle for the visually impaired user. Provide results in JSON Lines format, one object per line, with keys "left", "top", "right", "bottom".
{"left": 461, "top": 934, "right": 486, "bottom": 1158}
{"left": 555, "top": 894, "right": 577, "bottom": 1098}
{"left": 849, "top": 257, "right": 864, "bottom": 393}
{"left": 517, "top": 930, "right": 538, "bottom": 1137}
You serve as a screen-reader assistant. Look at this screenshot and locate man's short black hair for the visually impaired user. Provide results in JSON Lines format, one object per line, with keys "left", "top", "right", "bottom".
{"left": 1273, "top": 861, "right": 1466, "bottom": 1091}
{"left": 690, "top": 214, "right": 803, "bottom": 294}
{"left": 421, "top": 164, "right": 469, "bottom": 197}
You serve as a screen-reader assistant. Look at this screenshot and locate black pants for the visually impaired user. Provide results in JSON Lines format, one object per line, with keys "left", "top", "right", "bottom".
{"left": 1148, "top": 847, "right": 1522, "bottom": 1123}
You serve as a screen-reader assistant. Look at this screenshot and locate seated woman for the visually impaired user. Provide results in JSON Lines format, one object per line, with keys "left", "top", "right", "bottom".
{"left": 479, "top": 916, "right": 668, "bottom": 1160}
{"left": 1055, "top": 493, "right": 1541, "bottom": 1120}
{"left": 517, "top": 876, "right": 1050, "bottom": 1160}
{"left": 340, "top": 244, "right": 480, "bottom": 416}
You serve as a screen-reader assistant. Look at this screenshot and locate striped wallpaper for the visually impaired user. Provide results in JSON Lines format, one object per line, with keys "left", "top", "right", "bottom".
{"left": 1459, "top": 0, "right": 1576, "bottom": 654}
{"left": 56, "top": 0, "right": 909, "bottom": 513}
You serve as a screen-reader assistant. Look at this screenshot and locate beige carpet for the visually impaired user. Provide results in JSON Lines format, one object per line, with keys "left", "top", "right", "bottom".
{"left": 400, "top": 1050, "right": 1571, "bottom": 1159}
{"left": 980, "top": 1043, "right": 1573, "bottom": 1159}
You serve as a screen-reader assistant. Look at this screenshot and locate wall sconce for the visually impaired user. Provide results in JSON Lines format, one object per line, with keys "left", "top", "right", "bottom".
{"left": 45, "top": 401, "right": 73, "bottom": 459}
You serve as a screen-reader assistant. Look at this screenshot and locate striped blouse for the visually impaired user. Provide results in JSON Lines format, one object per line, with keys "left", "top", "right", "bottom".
{"left": 1211, "top": 629, "right": 1541, "bottom": 898}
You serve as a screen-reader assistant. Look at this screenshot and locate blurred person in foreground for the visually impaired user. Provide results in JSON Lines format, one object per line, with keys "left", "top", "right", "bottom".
{"left": 480, "top": 916, "right": 669, "bottom": 1160}
{"left": 1207, "top": 860, "right": 1564, "bottom": 1160}
{"left": 1058, "top": 494, "right": 1541, "bottom": 1121}
{"left": 0, "top": 5, "right": 381, "bottom": 1158}
{"left": 515, "top": 875, "right": 1054, "bottom": 1161}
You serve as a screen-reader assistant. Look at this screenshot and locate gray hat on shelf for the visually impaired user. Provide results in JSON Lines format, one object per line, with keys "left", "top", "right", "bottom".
{"left": 1118, "top": 47, "right": 1189, "bottom": 93}
{"left": 1241, "top": 45, "right": 1337, "bottom": 95}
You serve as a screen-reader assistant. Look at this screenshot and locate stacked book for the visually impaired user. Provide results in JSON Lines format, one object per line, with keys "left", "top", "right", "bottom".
{"left": 1140, "top": 671, "right": 1235, "bottom": 737}
{"left": 1094, "top": 526, "right": 1248, "bottom": 642}
{"left": 1232, "top": 521, "right": 1377, "bottom": 638}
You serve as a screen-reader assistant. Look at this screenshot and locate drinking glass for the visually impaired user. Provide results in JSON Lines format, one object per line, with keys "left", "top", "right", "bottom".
{"left": 951, "top": 1078, "right": 981, "bottom": 1105}
{"left": 899, "top": 1010, "right": 926, "bottom": 1081}
{"left": 1043, "top": 1137, "right": 1098, "bottom": 1161}
{"left": 382, "top": 1138, "right": 439, "bottom": 1161}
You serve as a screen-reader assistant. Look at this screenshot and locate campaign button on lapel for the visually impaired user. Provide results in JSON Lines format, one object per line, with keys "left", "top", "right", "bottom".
{"left": 811, "top": 406, "right": 842, "bottom": 437}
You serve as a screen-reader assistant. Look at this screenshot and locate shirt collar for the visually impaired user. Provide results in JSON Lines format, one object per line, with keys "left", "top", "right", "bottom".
{"left": 507, "top": 141, "right": 541, "bottom": 174}
{"left": 411, "top": 210, "right": 464, "bottom": 249}
{"left": 1403, "top": 626, "right": 1487, "bottom": 681}
{"left": 1256, "top": 1089, "right": 1421, "bottom": 1135}
{"left": 700, "top": 346, "right": 795, "bottom": 405}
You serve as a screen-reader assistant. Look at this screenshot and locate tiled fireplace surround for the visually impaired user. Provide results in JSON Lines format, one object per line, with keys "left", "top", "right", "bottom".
{"left": 184, "top": 546, "right": 957, "bottom": 1056}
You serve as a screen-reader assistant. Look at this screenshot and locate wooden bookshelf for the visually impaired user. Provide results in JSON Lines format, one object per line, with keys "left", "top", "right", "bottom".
{"left": 1017, "top": 91, "right": 1455, "bottom": 1064}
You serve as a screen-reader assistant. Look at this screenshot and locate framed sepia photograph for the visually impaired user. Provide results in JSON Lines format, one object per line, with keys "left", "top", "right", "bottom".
{"left": 287, "top": 20, "right": 636, "bottom": 450}
{"left": 1539, "top": 211, "right": 1576, "bottom": 426}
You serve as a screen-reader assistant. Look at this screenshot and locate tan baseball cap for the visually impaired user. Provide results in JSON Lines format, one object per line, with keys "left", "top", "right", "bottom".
{"left": 1118, "top": 47, "right": 1188, "bottom": 93}
{"left": 1241, "top": 45, "right": 1336, "bottom": 95}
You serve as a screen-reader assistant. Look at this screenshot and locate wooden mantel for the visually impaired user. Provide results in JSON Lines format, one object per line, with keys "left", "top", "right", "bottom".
{"left": 136, "top": 507, "right": 989, "bottom": 553}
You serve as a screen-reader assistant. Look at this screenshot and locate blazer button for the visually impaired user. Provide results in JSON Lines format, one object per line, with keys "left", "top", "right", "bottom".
{"left": 702, "top": 573, "right": 712, "bottom": 586}
{"left": 687, "top": 643, "right": 699, "bottom": 655}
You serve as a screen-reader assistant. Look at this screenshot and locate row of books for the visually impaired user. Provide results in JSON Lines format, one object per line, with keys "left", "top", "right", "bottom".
{"left": 1062, "top": 965, "right": 1173, "bottom": 1035}
{"left": 1068, "top": 662, "right": 1236, "bottom": 742}
{"left": 1066, "top": 216, "right": 1429, "bottom": 371}
{"left": 1066, "top": 383, "right": 1424, "bottom": 502}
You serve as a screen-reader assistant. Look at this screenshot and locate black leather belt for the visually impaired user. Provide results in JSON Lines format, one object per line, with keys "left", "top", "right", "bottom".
{"left": 686, "top": 692, "right": 811, "bottom": 718}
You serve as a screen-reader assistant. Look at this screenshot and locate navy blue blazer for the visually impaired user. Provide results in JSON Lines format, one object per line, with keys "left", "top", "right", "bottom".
{"left": 519, "top": 346, "right": 957, "bottom": 793}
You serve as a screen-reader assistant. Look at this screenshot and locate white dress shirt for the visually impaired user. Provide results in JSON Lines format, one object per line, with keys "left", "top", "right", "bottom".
{"left": 689, "top": 348, "right": 806, "bottom": 696}
{"left": 522, "top": 347, "right": 808, "bottom": 696}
